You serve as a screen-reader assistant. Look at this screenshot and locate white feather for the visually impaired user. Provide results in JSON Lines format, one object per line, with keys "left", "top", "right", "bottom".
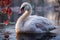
{"left": 15, "top": 2, "right": 56, "bottom": 33}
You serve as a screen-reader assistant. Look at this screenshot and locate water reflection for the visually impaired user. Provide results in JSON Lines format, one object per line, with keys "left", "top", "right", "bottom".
{"left": 0, "top": 25, "right": 59, "bottom": 40}
{"left": 0, "top": 25, "right": 5, "bottom": 33}
{"left": 16, "top": 33, "right": 56, "bottom": 40}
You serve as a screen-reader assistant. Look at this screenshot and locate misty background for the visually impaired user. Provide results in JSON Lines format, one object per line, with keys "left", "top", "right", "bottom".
{"left": 0, "top": 0, "right": 60, "bottom": 26}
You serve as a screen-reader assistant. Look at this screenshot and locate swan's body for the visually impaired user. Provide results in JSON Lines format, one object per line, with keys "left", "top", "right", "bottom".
{"left": 15, "top": 2, "right": 56, "bottom": 34}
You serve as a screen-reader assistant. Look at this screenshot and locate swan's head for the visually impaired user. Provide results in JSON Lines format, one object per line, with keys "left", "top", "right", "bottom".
{"left": 20, "top": 2, "right": 32, "bottom": 14}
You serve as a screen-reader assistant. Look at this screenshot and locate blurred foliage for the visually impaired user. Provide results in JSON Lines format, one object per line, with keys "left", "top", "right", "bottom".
{"left": 0, "top": 12, "right": 8, "bottom": 23}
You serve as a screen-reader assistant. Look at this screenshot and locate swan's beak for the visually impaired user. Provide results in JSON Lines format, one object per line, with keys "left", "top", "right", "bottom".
{"left": 20, "top": 9, "right": 24, "bottom": 14}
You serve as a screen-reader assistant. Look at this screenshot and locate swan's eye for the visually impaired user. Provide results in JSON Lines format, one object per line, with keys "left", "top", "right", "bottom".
{"left": 21, "top": 7, "right": 25, "bottom": 11}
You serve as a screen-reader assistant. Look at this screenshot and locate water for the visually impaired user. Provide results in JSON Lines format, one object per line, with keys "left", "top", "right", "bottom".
{"left": 0, "top": 25, "right": 60, "bottom": 40}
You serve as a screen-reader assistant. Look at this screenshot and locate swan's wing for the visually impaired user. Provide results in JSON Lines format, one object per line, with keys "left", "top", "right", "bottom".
{"left": 23, "top": 21, "right": 46, "bottom": 33}
{"left": 23, "top": 15, "right": 56, "bottom": 32}
{"left": 35, "top": 16, "right": 56, "bottom": 31}
{"left": 23, "top": 16, "right": 45, "bottom": 33}
{"left": 28, "top": 16, "right": 56, "bottom": 31}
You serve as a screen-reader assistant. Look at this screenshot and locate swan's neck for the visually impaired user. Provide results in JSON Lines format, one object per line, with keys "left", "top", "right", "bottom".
{"left": 15, "top": 10, "right": 30, "bottom": 32}
{"left": 15, "top": 10, "right": 30, "bottom": 27}
{"left": 19, "top": 10, "right": 30, "bottom": 21}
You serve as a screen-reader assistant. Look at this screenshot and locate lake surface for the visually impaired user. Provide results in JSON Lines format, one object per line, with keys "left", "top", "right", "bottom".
{"left": 0, "top": 25, "right": 60, "bottom": 40}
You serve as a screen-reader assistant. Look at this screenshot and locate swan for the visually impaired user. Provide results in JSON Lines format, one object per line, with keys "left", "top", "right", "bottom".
{"left": 15, "top": 2, "right": 56, "bottom": 34}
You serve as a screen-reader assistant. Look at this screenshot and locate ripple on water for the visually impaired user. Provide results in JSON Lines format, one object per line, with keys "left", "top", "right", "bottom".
{"left": 0, "top": 25, "right": 60, "bottom": 40}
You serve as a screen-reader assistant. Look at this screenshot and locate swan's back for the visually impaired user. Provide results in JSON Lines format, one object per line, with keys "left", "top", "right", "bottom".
{"left": 24, "top": 15, "right": 56, "bottom": 32}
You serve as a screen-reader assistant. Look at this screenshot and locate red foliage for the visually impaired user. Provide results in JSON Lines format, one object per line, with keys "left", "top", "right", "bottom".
{"left": 0, "top": 1, "right": 3, "bottom": 6}
{"left": 2, "top": 7, "right": 12, "bottom": 16}
{"left": 2, "top": 0, "right": 11, "bottom": 6}
{"left": 6, "top": 7, "right": 12, "bottom": 16}
{"left": 3, "top": 20, "right": 9, "bottom": 25}
{"left": 2, "top": 8, "right": 6, "bottom": 13}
